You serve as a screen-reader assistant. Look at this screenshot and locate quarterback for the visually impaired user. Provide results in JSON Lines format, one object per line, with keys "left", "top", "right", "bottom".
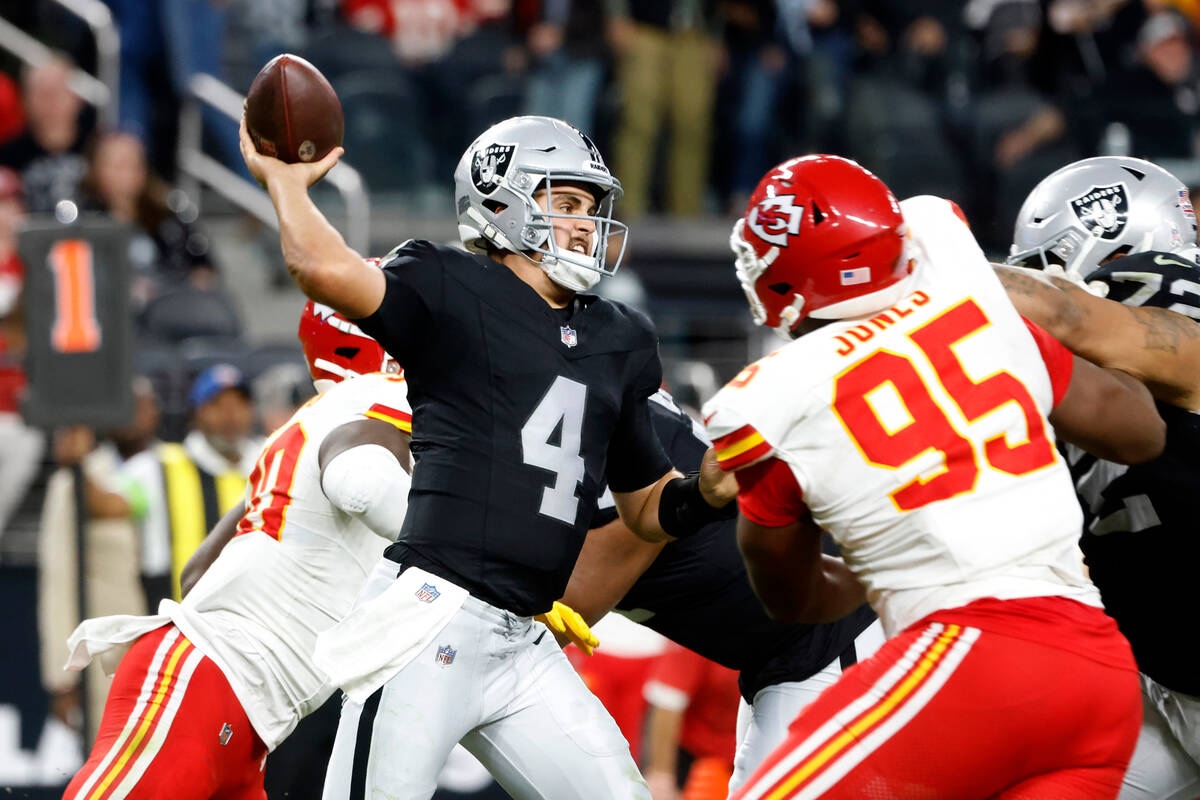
{"left": 241, "top": 114, "right": 736, "bottom": 800}
{"left": 705, "top": 156, "right": 1164, "bottom": 797}
{"left": 60, "top": 304, "right": 412, "bottom": 800}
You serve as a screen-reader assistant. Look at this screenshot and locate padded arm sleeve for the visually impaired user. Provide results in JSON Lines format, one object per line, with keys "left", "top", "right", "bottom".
{"left": 320, "top": 444, "right": 411, "bottom": 539}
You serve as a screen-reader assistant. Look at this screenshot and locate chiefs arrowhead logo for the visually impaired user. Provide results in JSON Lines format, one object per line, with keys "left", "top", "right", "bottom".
{"left": 747, "top": 195, "right": 804, "bottom": 247}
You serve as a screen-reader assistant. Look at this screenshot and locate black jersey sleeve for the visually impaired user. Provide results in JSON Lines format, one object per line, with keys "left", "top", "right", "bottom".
{"left": 350, "top": 239, "right": 442, "bottom": 368}
{"left": 605, "top": 347, "right": 674, "bottom": 492}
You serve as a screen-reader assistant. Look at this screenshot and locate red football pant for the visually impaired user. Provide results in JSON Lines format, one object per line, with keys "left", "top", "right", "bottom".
{"left": 64, "top": 625, "right": 267, "bottom": 800}
{"left": 732, "top": 620, "right": 1140, "bottom": 800}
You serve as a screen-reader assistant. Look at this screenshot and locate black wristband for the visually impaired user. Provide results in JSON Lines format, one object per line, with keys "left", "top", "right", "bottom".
{"left": 658, "top": 473, "right": 737, "bottom": 539}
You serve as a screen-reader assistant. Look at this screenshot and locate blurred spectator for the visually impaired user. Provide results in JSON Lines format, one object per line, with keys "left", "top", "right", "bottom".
{"left": 964, "top": 0, "right": 1076, "bottom": 249}
{"left": 37, "top": 424, "right": 143, "bottom": 743}
{"left": 0, "top": 166, "right": 41, "bottom": 540}
{"left": 853, "top": 0, "right": 960, "bottom": 91}
{"left": 713, "top": 0, "right": 790, "bottom": 211}
{"left": 523, "top": 1, "right": 608, "bottom": 136}
{"left": 254, "top": 361, "right": 316, "bottom": 434}
{"left": 609, "top": 0, "right": 721, "bottom": 216}
{"left": 0, "top": 56, "right": 90, "bottom": 214}
{"left": 121, "top": 364, "right": 259, "bottom": 606}
{"left": 643, "top": 643, "right": 740, "bottom": 800}
{"left": 79, "top": 131, "right": 217, "bottom": 309}
{"left": 342, "top": 0, "right": 526, "bottom": 177}
{"left": 1102, "top": 10, "right": 1200, "bottom": 159}
{"left": 0, "top": 71, "right": 25, "bottom": 145}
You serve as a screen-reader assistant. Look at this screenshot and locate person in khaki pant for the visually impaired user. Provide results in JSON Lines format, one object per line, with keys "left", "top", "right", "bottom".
{"left": 609, "top": 0, "right": 720, "bottom": 216}
{"left": 38, "top": 426, "right": 145, "bottom": 744}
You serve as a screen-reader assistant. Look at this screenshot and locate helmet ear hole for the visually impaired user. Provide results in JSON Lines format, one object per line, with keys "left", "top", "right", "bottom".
{"left": 334, "top": 346, "right": 360, "bottom": 359}
{"left": 483, "top": 200, "right": 506, "bottom": 214}
{"left": 768, "top": 282, "right": 792, "bottom": 295}
{"left": 812, "top": 202, "right": 825, "bottom": 225}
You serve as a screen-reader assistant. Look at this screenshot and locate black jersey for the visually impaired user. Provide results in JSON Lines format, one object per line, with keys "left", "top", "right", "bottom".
{"left": 594, "top": 391, "right": 877, "bottom": 703}
{"left": 1069, "top": 400, "right": 1200, "bottom": 696}
{"left": 353, "top": 240, "right": 673, "bottom": 616}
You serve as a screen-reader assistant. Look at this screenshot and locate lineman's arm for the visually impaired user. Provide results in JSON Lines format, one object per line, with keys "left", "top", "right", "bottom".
{"left": 1049, "top": 356, "right": 1165, "bottom": 464}
{"left": 318, "top": 418, "right": 412, "bottom": 539}
{"left": 239, "top": 117, "right": 384, "bottom": 318}
{"left": 737, "top": 513, "right": 866, "bottom": 624}
{"left": 611, "top": 448, "right": 738, "bottom": 543}
{"left": 181, "top": 502, "right": 245, "bottom": 598}
{"left": 560, "top": 517, "right": 668, "bottom": 625}
{"left": 996, "top": 264, "right": 1200, "bottom": 409}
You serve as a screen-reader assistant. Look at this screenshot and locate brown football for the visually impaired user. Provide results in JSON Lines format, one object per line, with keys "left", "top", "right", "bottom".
{"left": 245, "top": 54, "right": 343, "bottom": 164}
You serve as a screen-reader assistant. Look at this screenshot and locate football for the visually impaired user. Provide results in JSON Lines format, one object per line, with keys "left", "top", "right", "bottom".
{"left": 245, "top": 54, "right": 343, "bottom": 164}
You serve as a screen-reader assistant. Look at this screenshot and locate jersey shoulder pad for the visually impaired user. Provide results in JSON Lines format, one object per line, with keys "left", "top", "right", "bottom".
{"left": 702, "top": 353, "right": 796, "bottom": 471}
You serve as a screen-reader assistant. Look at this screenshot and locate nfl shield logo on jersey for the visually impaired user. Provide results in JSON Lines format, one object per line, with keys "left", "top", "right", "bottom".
{"left": 560, "top": 325, "right": 578, "bottom": 348}
{"left": 436, "top": 644, "right": 456, "bottom": 667}
{"left": 415, "top": 583, "right": 440, "bottom": 603}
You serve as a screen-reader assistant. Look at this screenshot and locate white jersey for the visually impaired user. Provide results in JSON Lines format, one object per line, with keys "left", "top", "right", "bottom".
{"left": 67, "top": 372, "right": 412, "bottom": 750}
{"left": 703, "top": 196, "right": 1100, "bottom": 638}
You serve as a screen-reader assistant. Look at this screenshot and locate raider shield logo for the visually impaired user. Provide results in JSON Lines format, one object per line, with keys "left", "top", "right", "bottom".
{"left": 1069, "top": 183, "right": 1129, "bottom": 240}
{"left": 471, "top": 143, "right": 516, "bottom": 195}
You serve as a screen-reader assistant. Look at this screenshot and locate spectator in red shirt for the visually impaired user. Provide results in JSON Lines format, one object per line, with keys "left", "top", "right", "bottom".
{"left": 0, "top": 165, "right": 26, "bottom": 412}
{"left": 643, "top": 643, "right": 741, "bottom": 800}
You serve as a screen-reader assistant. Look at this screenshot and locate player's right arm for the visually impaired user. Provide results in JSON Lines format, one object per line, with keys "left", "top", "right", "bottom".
{"left": 318, "top": 418, "right": 412, "bottom": 539}
{"left": 239, "top": 117, "right": 384, "bottom": 319}
{"left": 1049, "top": 356, "right": 1164, "bottom": 464}
{"left": 560, "top": 517, "right": 668, "bottom": 625}
{"left": 996, "top": 264, "right": 1200, "bottom": 410}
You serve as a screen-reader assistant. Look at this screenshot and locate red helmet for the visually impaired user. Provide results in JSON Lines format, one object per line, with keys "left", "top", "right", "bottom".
{"left": 731, "top": 155, "right": 912, "bottom": 338}
{"left": 298, "top": 294, "right": 398, "bottom": 392}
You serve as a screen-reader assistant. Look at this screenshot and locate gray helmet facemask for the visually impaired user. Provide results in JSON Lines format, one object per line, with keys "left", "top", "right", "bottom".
{"left": 1007, "top": 156, "right": 1197, "bottom": 288}
{"left": 453, "top": 116, "right": 628, "bottom": 292}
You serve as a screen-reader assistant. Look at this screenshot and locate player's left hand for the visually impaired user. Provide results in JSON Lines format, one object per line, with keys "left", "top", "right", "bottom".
{"left": 535, "top": 601, "right": 599, "bottom": 656}
{"left": 698, "top": 447, "right": 738, "bottom": 508}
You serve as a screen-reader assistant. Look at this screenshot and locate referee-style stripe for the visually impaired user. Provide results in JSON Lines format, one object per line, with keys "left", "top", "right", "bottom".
{"left": 740, "top": 623, "right": 976, "bottom": 800}
{"left": 349, "top": 687, "right": 384, "bottom": 800}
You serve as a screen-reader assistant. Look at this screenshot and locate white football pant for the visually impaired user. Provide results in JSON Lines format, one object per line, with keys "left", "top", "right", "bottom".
{"left": 1119, "top": 672, "right": 1200, "bottom": 800}
{"left": 322, "top": 562, "right": 650, "bottom": 800}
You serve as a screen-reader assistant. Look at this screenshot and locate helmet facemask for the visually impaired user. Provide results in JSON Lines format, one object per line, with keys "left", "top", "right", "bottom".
{"left": 518, "top": 172, "right": 629, "bottom": 292}
{"left": 731, "top": 218, "right": 805, "bottom": 340}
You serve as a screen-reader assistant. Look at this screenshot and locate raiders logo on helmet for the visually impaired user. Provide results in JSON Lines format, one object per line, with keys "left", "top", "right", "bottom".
{"left": 747, "top": 195, "right": 805, "bottom": 247}
{"left": 471, "top": 143, "right": 517, "bottom": 195}
{"left": 1070, "top": 183, "right": 1129, "bottom": 240}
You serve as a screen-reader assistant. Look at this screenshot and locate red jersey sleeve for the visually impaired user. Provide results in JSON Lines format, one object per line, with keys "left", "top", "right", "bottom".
{"left": 734, "top": 456, "right": 808, "bottom": 527}
{"left": 1021, "top": 317, "right": 1074, "bottom": 407}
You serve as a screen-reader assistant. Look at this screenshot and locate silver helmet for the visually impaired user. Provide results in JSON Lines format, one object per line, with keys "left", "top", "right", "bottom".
{"left": 1007, "top": 157, "right": 1197, "bottom": 284}
{"left": 453, "top": 116, "right": 627, "bottom": 292}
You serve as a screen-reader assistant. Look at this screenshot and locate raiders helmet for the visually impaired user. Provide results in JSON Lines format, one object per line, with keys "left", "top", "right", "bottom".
{"left": 1007, "top": 157, "right": 1197, "bottom": 289}
{"left": 453, "top": 116, "right": 627, "bottom": 292}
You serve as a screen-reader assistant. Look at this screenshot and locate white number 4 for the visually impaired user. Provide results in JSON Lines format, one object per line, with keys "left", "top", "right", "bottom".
{"left": 521, "top": 376, "right": 587, "bottom": 524}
